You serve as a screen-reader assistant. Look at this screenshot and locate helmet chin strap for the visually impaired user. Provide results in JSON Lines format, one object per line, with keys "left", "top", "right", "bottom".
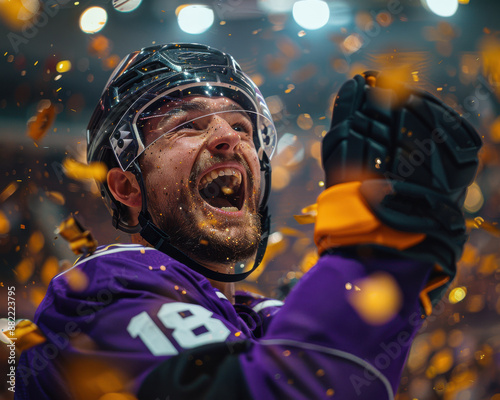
{"left": 130, "top": 155, "right": 271, "bottom": 283}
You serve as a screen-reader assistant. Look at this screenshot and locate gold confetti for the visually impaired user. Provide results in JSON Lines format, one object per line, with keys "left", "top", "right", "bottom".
{"left": 294, "top": 203, "right": 317, "bottom": 225}
{"left": 0, "top": 182, "right": 18, "bottom": 202}
{"left": 46, "top": 191, "right": 66, "bottom": 205}
{"left": 62, "top": 158, "right": 108, "bottom": 182}
{"left": 221, "top": 186, "right": 234, "bottom": 195}
{"left": 26, "top": 102, "right": 56, "bottom": 141}
{"left": 279, "top": 227, "right": 307, "bottom": 237}
{"left": 284, "top": 84, "right": 295, "bottom": 94}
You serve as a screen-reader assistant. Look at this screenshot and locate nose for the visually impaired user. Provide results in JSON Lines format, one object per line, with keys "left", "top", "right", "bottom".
{"left": 205, "top": 115, "right": 241, "bottom": 154}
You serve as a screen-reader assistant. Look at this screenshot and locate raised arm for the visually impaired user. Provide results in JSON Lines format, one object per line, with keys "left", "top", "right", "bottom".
{"left": 138, "top": 72, "right": 481, "bottom": 399}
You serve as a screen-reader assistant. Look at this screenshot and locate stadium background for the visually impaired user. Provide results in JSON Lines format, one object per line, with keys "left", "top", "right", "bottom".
{"left": 1, "top": 0, "right": 500, "bottom": 398}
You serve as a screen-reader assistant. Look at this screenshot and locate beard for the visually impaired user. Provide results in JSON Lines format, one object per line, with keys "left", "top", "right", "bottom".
{"left": 144, "top": 154, "right": 262, "bottom": 268}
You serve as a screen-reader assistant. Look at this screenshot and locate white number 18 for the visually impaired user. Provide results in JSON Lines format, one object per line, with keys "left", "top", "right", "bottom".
{"left": 127, "top": 302, "right": 231, "bottom": 356}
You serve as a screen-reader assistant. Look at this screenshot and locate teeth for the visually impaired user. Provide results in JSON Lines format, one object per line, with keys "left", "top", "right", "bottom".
{"left": 221, "top": 207, "right": 239, "bottom": 212}
{"left": 221, "top": 186, "right": 234, "bottom": 195}
{"left": 199, "top": 167, "right": 242, "bottom": 190}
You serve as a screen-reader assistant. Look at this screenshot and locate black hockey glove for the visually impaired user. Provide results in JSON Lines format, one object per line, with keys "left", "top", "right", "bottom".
{"left": 321, "top": 71, "right": 482, "bottom": 307}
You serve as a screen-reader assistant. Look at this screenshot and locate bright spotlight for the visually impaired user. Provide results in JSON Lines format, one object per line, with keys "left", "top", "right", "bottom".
{"left": 80, "top": 7, "right": 108, "bottom": 34}
{"left": 113, "top": 0, "right": 142, "bottom": 13}
{"left": 177, "top": 5, "right": 214, "bottom": 34}
{"left": 424, "top": 0, "right": 458, "bottom": 17}
{"left": 292, "top": 0, "right": 330, "bottom": 30}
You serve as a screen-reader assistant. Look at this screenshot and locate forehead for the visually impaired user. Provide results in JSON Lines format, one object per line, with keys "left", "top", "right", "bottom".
{"left": 148, "top": 95, "right": 247, "bottom": 115}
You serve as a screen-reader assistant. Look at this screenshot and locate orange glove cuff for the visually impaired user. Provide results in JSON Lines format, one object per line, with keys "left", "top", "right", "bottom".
{"left": 314, "top": 181, "right": 426, "bottom": 255}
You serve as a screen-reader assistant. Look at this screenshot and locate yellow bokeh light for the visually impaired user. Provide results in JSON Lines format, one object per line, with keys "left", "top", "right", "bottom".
{"left": 449, "top": 286, "right": 467, "bottom": 304}
{"left": 297, "top": 113, "right": 313, "bottom": 130}
{"left": 347, "top": 272, "right": 403, "bottom": 325}
{"left": 15, "top": 258, "right": 35, "bottom": 284}
{"left": 28, "top": 230, "right": 45, "bottom": 254}
{"left": 0, "top": 210, "right": 10, "bottom": 235}
{"left": 430, "top": 348, "right": 454, "bottom": 374}
{"left": 56, "top": 60, "right": 72, "bottom": 73}
{"left": 463, "top": 182, "right": 484, "bottom": 213}
{"left": 271, "top": 166, "right": 291, "bottom": 190}
{"left": 41, "top": 257, "right": 60, "bottom": 286}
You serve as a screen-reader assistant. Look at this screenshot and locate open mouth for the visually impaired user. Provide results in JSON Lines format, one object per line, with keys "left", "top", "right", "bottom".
{"left": 198, "top": 166, "right": 245, "bottom": 212}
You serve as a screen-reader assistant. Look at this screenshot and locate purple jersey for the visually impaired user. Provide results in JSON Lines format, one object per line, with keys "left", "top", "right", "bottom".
{"left": 16, "top": 243, "right": 433, "bottom": 400}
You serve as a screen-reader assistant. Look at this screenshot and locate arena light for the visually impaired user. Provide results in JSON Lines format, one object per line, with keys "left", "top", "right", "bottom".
{"left": 292, "top": 0, "right": 330, "bottom": 30}
{"left": 424, "top": 0, "right": 458, "bottom": 17}
{"left": 80, "top": 6, "right": 108, "bottom": 34}
{"left": 113, "top": 0, "right": 142, "bottom": 13}
{"left": 257, "top": 0, "right": 295, "bottom": 14}
{"left": 177, "top": 5, "right": 214, "bottom": 34}
{"left": 329, "top": 1, "right": 352, "bottom": 27}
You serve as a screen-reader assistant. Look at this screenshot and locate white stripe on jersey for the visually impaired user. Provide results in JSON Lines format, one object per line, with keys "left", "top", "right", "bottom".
{"left": 252, "top": 299, "right": 284, "bottom": 313}
{"left": 215, "top": 291, "right": 229, "bottom": 301}
{"left": 54, "top": 245, "right": 157, "bottom": 279}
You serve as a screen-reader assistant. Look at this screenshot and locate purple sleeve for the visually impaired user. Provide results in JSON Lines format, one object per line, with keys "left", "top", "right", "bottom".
{"left": 240, "top": 254, "right": 432, "bottom": 399}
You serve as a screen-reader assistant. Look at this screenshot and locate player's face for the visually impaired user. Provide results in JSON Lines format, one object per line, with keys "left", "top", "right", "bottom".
{"left": 138, "top": 96, "right": 262, "bottom": 267}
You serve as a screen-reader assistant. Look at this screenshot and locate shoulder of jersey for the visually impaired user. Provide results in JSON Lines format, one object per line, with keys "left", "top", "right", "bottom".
{"left": 55, "top": 243, "right": 210, "bottom": 287}
{"left": 75, "top": 243, "right": 158, "bottom": 266}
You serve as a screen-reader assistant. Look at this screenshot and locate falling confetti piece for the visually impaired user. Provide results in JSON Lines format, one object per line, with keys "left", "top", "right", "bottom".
{"left": 26, "top": 102, "right": 56, "bottom": 141}
{"left": 347, "top": 272, "right": 403, "bottom": 325}
{"left": 55, "top": 214, "right": 98, "bottom": 255}
{"left": 46, "top": 191, "right": 66, "bottom": 205}
{"left": 0, "top": 182, "right": 18, "bottom": 202}
{"left": 62, "top": 158, "right": 107, "bottom": 182}
{"left": 0, "top": 319, "right": 13, "bottom": 344}
{"left": 13, "top": 320, "right": 47, "bottom": 352}
{"left": 294, "top": 203, "right": 317, "bottom": 225}
{"left": 279, "top": 227, "right": 307, "bottom": 237}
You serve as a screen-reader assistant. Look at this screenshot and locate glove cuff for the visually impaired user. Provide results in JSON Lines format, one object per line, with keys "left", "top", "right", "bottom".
{"left": 314, "top": 181, "right": 426, "bottom": 255}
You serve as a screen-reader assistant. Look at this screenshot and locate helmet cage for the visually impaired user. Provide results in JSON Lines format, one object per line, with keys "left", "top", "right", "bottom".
{"left": 107, "top": 66, "right": 277, "bottom": 172}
